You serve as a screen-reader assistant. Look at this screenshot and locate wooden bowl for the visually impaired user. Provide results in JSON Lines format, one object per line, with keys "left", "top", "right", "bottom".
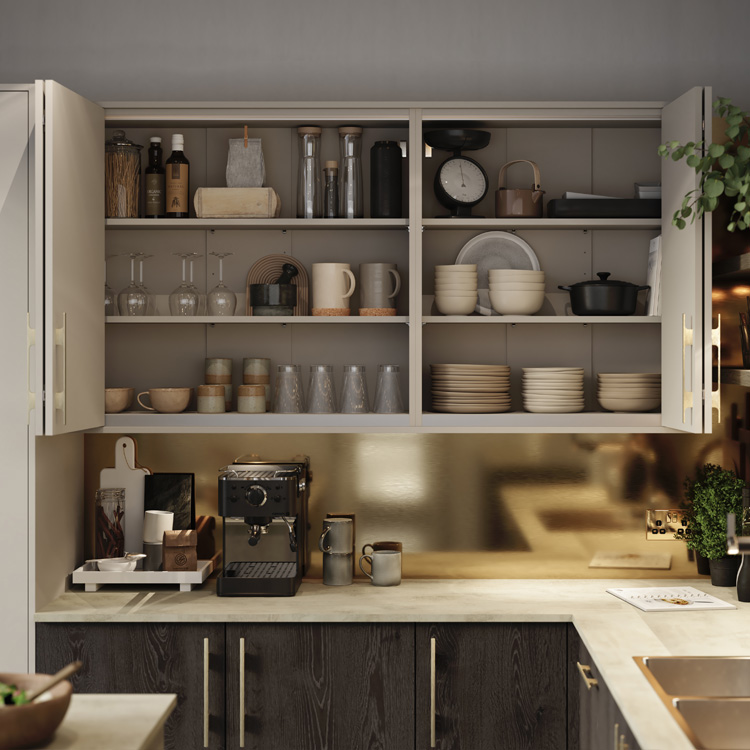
{"left": 0, "top": 673, "right": 72, "bottom": 749}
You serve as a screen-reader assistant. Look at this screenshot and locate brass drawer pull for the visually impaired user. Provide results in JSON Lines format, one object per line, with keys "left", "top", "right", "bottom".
{"left": 203, "top": 637, "right": 210, "bottom": 747}
{"left": 577, "top": 661, "right": 599, "bottom": 690}
{"left": 430, "top": 636, "right": 436, "bottom": 748}
{"left": 239, "top": 637, "right": 245, "bottom": 748}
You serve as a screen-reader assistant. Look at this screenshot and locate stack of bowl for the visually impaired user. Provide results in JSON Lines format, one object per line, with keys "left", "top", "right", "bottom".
{"left": 522, "top": 367, "right": 585, "bottom": 413}
{"left": 431, "top": 364, "right": 511, "bottom": 413}
{"left": 489, "top": 270, "right": 546, "bottom": 315}
{"left": 435, "top": 264, "right": 478, "bottom": 315}
{"left": 597, "top": 372, "right": 661, "bottom": 412}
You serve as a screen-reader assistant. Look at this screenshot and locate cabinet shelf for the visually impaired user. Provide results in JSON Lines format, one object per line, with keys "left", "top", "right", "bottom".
{"left": 421, "top": 411, "right": 668, "bottom": 433}
{"left": 105, "top": 218, "right": 410, "bottom": 230}
{"left": 712, "top": 253, "right": 750, "bottom": 282}
{"left": 422, "top": 315, "right": 660, "bottom": 324}
{"left": 106, "top": 315, "right": 409, "bottom": 324}
{"left": 421, "top": 218, "right": 661, "bottom": 231}
{"left": 99, "top": 412, "right": 411, "bottom": 433}
{"left": 717, "top": 368, "right": 750, "bottom": 386}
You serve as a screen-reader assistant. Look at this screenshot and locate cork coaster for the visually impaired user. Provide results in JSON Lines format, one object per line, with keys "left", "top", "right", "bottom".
{"left": 312, "top": 308, "right": 351, "bottom": 316}
{"left": 359, "top": 308, "right": 397, "bottom": 316}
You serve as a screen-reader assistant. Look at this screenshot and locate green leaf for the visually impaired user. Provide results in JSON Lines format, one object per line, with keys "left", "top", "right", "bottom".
{"left": 736, "top": 201, "right": 747, "bottom": 212}
{"left": 687, "top": 154, "right": 700, "bottom": 168}
{"left": 703, "top": 178, "right": 725, "bottom": 198}
{"left": 726, "top": 125, "right": 740, "bottom": 139}
{"left": 728, "top": 222, "right": 736, "bottom": 232}
{"left": 709, "top": 143, "right": 726, "bottom": 158}
{"left": 675, "top": 217, "right": 686, "bottom": 230}
{"left": 738, "top": 220, "right": 747, "bottom": 231}
{"left": 657, "top": 145, "right": 668, "bottom": 157}
{"left": 670, "top": 140, "right": 680, "bottom": 149}
{"left": 738, "top": 146, "right": 750, "bottom": 161}
{"left": 726, "top": 188, "right": 739, "bottom": 198}
{"left": 720, "top": 153, "right": 736, "bottom": 169}
{"left": 672, "top": 147, "right": 685, "bottom": 161}
{"left": 682, "top": 206, "right": 692, "bottom": 218}
{"left": 707, "top": 196, "right": 719, "bottom": 211}
{"left": 742, "top": 184, "right": 749, "bottom": 195}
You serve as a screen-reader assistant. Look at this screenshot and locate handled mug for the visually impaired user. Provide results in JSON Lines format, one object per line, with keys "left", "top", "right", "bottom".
{"left": 312, "top": 262, "right": 356, "bottom": 314}
{"left": 359, "top": 263, "right": 401, "bottom": 310}
{"left": 359, "top": 549, "right": 401, "bottom": 586}
{"left": 319, "top": 517, "right": 354, "bottom": 555}
{"left": 362, "top": 540, "right": 402, "bottom": 555}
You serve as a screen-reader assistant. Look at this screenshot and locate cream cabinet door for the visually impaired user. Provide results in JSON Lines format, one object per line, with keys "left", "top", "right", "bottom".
{"left": 661, "top": 87, "right": 712, "bottom": 433}
{"left": 40, "top": 80, "right": 104, "bottom": 435}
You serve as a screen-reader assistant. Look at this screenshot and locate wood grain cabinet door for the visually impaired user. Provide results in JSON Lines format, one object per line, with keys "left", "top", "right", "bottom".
{"left": 36, "top": 623, "right": 225, "bottom": 750}
{"left": 416, "top": 623, "right": 567, "bottom": 750}
{"left": 226, "top": 623, "right": 414, "bottom": 750}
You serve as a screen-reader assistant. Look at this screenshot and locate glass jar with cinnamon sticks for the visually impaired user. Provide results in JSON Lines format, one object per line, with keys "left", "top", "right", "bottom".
{"left": 95, "top": 488, "right": 126, "bottom": 558}
{"left": 105, "top": 130, "right": 143, "bottom": 218}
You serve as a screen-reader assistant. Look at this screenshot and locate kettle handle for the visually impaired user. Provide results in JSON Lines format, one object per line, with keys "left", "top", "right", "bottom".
{"left": 497, "top": 160, "right": 542, "bottom": 191}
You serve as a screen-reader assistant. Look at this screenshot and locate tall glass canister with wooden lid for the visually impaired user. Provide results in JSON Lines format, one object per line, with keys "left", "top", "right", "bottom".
{"left": 297, "top": 126, "right": 323, "bottom": 218}
{"left": 105, "top": 130, "right": 143, "bottom": 218}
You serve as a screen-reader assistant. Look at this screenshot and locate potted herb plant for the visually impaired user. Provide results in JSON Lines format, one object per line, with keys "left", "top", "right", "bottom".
{"left": 680, "top": 463, "right": 745, "bottom": 586}
{"left": 658, "top": 98, "right": 750, "bottom": 232}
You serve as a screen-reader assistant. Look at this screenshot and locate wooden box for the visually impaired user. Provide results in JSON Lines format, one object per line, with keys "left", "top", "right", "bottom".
{"left": 163, "top": 530, "right": 198, "bottom": 572}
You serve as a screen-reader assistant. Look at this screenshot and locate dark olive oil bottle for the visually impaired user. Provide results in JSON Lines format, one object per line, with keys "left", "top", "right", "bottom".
{"left": 145, "top": 136, "right": 165, "bottom": 218}
{"left": 165, "top": 133, "right": 190, "bottom": 218}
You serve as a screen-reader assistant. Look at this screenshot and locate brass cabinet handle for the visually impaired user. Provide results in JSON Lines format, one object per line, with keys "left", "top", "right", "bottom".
{"left": 682, "top": 313, "right": 694, "bottom": 425}
{"left": 613, "top": 722, "right": 619, "bottom": 750}
{"left": 203, "top": 637, "right": 209, "bottom": 748}
{"left": 430, "top": 636, "right": 436, "bottom": 748}
{"left": 711, "top": 314, "right": 721, "bottom": 423}
{"left": 239, "top": 637, "right": 245, "bottom": 748}
{"left": 576, "top": 661, "right": 598, "bottom": 690}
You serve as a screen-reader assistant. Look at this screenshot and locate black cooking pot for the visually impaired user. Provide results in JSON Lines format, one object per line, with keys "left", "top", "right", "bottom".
{"left": 558, "top": 272, "right": 649, "bottom": 316}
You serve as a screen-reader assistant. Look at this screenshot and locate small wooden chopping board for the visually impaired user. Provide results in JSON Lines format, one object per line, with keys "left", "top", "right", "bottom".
{"left": 99, "top": 436, "right": 150, "bottom": 554}
{"left": 588, "top": 551, "right": 671, "bottom": 570}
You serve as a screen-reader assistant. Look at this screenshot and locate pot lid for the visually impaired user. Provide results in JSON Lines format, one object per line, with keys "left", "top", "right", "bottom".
{"left": 105, "top": 129, "right": 143, "bottom": 150}
{"left": 568, "top": 272, "right": 640, "bottom": 288}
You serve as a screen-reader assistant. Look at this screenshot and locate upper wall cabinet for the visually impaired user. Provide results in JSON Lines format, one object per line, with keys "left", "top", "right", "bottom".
{"left": 13, "top": 85, "right": 714, "bottom": 435}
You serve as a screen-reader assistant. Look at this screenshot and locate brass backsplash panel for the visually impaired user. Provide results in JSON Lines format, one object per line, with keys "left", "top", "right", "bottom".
{"left": 84, "top": 429, "right": 728, "bottom": 580}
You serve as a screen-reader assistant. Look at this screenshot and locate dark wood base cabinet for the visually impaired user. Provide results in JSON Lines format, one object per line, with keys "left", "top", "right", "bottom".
{"left": 37, "top": 621, "right": 640, "bottom": 750}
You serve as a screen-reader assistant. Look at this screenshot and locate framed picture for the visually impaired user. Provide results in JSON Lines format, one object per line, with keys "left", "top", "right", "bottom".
{"left": 144, "top": 473, "right": 195, "bottom": 530}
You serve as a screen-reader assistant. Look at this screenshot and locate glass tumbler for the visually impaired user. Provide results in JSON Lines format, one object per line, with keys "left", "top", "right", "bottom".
{"left": 273, "top": 364, "right": 304, "bottom": 413}
{"left": 95, "top": 488, "right": 126, "bottom": 559}
{"left": 307, "top": 365, "right": 336, "bottom": 413}
{"left": 373, "top": 364, "right": 404, "bottom": 413}
{"left": 339, "top": 364, "right": 369, "bottom": 413}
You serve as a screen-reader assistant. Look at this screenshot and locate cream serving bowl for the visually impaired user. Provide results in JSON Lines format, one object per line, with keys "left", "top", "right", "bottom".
{"left": 489, "top": 289, "right": 545, "bottom": 315}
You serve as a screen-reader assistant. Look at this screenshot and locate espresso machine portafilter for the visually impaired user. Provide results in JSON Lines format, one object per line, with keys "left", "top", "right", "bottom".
{"left": 216, "top": 456, "right": 311, "bottom": 596}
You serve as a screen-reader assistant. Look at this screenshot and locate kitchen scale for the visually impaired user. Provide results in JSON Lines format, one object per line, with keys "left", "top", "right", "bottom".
{"left": 425, "top": 129, "right": 491, "bottom": 217}
{"left": 607, "top": 586, "right": 736, "bottom": 612}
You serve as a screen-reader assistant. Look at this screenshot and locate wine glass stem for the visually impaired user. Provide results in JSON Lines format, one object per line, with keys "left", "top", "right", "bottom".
{"left": 218, "top": 257, "right": 224, "bottom": 283}
{"left": 190, "top": 259, "right": 194, "bottom": 284}
{"left": 130, "top": 256, "right": 136, "bottom": 284}
{"left": 181, "top": 257, "right": 187, "bottom": 283}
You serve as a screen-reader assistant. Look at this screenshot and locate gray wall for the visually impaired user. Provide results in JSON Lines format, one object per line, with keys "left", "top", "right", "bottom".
{"left": 1, "top": 0, "right": 748, "bottom": 105}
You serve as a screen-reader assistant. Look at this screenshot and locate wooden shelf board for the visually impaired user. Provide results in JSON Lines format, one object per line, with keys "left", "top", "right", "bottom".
{"left": 99, "top": 412, "right": 412, "bottom": 433}
{"left": 106, "top": 315, "right": 409, "bottom": 324}
{"left": 713, "top": 254, "right": 750, "bottom": 281}
{"left": 719, "top": 368, "right": 750, "bottom": 387}
{"left": 422, "top": 315, "right": 659, "bottom": 324}
{"left": 106, "top": 218, "right": 409, "bottom": 230}
{"left": 421, "top": 218, "right": 661, "bottom": 231}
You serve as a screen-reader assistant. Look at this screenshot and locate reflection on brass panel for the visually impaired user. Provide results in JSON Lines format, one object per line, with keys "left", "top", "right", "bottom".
{"left": 83, "top": 430, "right": 723, "bottom": 580}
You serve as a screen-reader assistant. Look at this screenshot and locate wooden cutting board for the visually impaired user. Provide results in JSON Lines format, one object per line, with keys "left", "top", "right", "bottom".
{"left": 99, "top": 437, "right": 150, "bottom": 554}
{"left": 589, "top": 551, "right": 671, "bottom": 570}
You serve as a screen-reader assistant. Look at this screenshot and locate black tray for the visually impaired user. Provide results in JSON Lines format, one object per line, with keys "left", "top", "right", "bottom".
{"left": 547, "top": 199, "right": 661, "bottom": 219}
{"left": 424, "top": 129, "right": 491, "bottom": 152}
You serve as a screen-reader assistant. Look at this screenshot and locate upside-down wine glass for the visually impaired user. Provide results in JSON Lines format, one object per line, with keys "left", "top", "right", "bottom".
{"left": 169, "top": 252, "right": 199, "bottom": 316}
{"left": 105, "top": 255, "right": 117, "bottom": 316}
{"left": 208, "top": 251, "right": 237, "bottom": 316}
{"left": 118, "top": 252, "right": 148, "bottom": 316}
{"left": 188, "top": 252, "right": 206, "bottom": 315}
{"left": 136, "top": 253, "right": 156, "bottom": 315}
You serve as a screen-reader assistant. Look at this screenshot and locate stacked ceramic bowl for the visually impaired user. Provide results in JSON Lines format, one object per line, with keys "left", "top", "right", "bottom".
{"left": 522, "top": 367, "right": 585, "bottom": 413}
{"left": 435, "top": 264, "right": 478, "bottom": 315}
{"left": 597, "top": 372, "right": 661, "bottom": 412}
{"left": 488, "top": 270, "right": 546, "bottom": 315}
{"left": 431, "top": 364, "right": 511, "bottom": 413}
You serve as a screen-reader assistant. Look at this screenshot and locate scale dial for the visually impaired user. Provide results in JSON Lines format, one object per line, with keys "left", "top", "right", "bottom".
{"left": 435, "top": 156, "right": 489, "bottom": 213}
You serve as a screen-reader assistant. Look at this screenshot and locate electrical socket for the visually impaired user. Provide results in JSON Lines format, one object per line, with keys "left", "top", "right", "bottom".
{"left": 646, "top": 509, "right": 689, "bottom": 541}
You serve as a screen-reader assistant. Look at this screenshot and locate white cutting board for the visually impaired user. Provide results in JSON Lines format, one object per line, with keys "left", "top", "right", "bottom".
{"left": 99, "top": 436, "right": 150, "bottom": 554}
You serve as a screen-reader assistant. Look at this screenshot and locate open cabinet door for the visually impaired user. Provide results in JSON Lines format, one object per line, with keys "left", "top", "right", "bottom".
{"left": 41, "top": 81, "right": 104, "bottom": 435}
{"left": 661, "top": 87, "right": 712, "bottom": 433}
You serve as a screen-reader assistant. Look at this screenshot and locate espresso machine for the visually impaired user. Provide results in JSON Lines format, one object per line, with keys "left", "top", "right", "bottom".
{"left": 216, "top": 456, "right": 311, "bottom": 596}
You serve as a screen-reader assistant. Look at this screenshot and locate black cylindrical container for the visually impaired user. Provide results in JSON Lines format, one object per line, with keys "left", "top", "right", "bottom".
{"left": 370, "top": 141, "right": 402, "bottom": 218}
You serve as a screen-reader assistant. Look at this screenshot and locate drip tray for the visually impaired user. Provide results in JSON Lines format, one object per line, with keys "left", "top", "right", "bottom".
{"left": 224, "top": 561, "right": 298, "bottom": 579}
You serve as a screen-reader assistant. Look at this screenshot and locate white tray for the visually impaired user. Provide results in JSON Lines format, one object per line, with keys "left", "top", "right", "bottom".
{"left": 72, "top": 559, "right": 214, "bottom": 592}
{"left": 607, "top": 586, "right": 736, "bottom": 612}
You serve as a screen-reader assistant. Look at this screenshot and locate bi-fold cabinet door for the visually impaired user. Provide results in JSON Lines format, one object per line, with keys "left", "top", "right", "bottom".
{"left": 660, "top": 86, "right": 714, "bottom": 434}
{"left": 32, "top": 79, "right": 105, "bottom": 435}
{"left": 226, "top": 623, "right": 415, "bottom": 750}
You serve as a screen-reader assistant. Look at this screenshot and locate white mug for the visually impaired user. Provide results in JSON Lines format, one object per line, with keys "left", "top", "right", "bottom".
{"left": 359, "top": 549, "right": 401, "bottom": 586}
{"left": 143, "top": 510, "right": 173, "bottom": 544}
{"left": 312, "top": 263, "right": 356, "bottom": 313}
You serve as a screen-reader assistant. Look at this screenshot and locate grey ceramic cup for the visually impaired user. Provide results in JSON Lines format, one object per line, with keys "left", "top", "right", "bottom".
{"left": 323, "top": 553, "right": 353, "bottom": 586}
{"left": 359, "top": 263, "right": 401, "bottom": 309}
{"left": 143, "top": 541, "right": 163, "bottom": 572}
{"left": 359, "top": 549, "right": 401, "bottom": 586}
{"left": 319, "top": 517, "right": 354, "bottom": 554}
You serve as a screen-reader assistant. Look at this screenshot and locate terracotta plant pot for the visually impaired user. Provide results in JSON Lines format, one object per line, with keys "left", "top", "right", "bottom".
{"left": 709, "top": 555, "right": 741, "bottom": 587}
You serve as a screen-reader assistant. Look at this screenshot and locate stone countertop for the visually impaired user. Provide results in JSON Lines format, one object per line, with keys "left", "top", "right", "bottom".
{"left": 40, "top": 694, "right": 176, "bottom": 750}
{"left": 36, "top": 579, "right": 750, "bottom": 750}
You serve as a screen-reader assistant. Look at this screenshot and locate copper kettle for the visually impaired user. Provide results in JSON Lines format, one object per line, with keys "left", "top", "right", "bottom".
{"left": 495, "top": 159, "right": 545, "bottom": 218}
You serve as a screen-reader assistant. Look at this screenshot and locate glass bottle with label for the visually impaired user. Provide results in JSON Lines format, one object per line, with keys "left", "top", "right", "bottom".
{"left": 145, "top": 136, "right": 165, "bottom": 218}
{"left": 166, "top": 133, "right": 190, "bottom": 218}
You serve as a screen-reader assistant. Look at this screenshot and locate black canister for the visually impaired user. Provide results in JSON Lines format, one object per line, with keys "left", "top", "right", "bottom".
{"left": 370, "top": 140, "right": 402, "bottom": 218}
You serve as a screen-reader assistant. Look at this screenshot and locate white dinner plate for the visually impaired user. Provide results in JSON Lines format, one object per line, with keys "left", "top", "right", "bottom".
{"left": 524, "top": 403, "right": 586, "bottom": 413}
{"left": 455, "top": 231, "right": 540, "bottom": 315}
{"left": 432, "top": 404, "right": 513, "bottom": 413}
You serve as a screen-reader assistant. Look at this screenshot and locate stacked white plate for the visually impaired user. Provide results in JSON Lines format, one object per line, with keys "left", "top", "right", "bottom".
{"left": 435, "top": 264, "right": 478, "bottom": 316}
{"left": 431, "top": 364, "right": 511, "bottom": 413}
{"left": 597, "top": 372, "right": 661, "bottom": 412}
{"left": 488, "top": 269, "right": 546, "bottom": 315}
{"left": 522, "top": 367, "right": 585, "bottom": 413}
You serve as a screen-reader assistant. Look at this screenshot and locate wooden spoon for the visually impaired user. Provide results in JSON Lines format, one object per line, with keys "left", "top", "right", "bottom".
{"left": 25, "top": 661, "right": 82, "bottom": 703}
